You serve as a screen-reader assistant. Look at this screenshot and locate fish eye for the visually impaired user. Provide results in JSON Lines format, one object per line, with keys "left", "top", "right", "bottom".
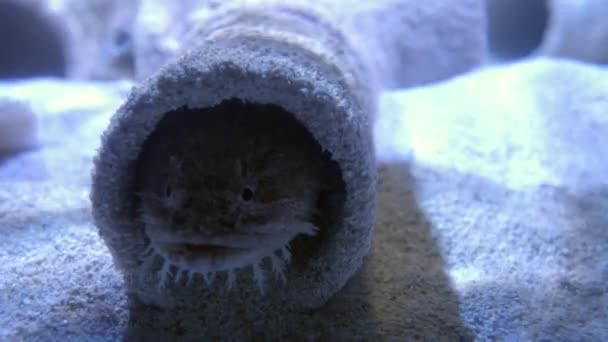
{"left": 241, "top": 187, "right": 254, "bottom": 201}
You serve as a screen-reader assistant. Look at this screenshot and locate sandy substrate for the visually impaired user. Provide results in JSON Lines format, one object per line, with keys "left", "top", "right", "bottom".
{"left": 1, "top": 58, "right": 607, "bottom": 340}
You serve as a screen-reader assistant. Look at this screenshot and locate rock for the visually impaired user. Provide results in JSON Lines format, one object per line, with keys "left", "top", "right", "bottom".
{"left": 377, "top": 58, "right": 608, "bottom": 190}
{"left": 0, "top": 100, "right": 36, "bottom": 157}
{"left": 0, "top": 79, "right": 129, "bottom": 342}
{"left": 0, "top": 0, "right": 75, "bottom": 79}
{"left": 335, "top": 0, "right": 488, "bottom": 88}
{"left": 376, "top": 58, "right": 608, "bottom": 340}
{"left": 61, "top": 0, "right": 140, "bottom": 80}
{"left": 484, "top": 0, "right": 549, "bottom": 60}
{"left": 133, "top": 0, "right": 221, "bottom": 81}
{"left": 540, "top": 0, "right": 608, "bottom": 64}
{"left": 0, "top": 0, "right": 139, "bottom": 80}
{"left": 484, "top": 0, "right": 608, "bottom": 64}
{"left": 0, "top": 77, "right": 127, "bottom": 162}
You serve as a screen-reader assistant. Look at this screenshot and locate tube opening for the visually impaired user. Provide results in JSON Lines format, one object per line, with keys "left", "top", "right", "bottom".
{"left": 486, "top": 0, "right": 549, "bottom": 61}
{"left": 134, "top": 98, "right": 345, "bottom": 287}
{"left": 0, "top": 2, "right": 67, "bottom": 79}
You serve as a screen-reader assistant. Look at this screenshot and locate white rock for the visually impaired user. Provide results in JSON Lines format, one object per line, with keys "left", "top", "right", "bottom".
{"left": 0, "top": 100, "right": 37, "bottom": 156}
{"left": 377, "top": 58, "right": 608, "bottom": 339}
{"left": 377, "top": 58, "right": 608, "bottom": 191}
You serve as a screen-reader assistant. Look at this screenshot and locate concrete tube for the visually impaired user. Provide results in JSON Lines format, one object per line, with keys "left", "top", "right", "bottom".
{"left": 91, "top": 3, "right": 377, "bottom": 338}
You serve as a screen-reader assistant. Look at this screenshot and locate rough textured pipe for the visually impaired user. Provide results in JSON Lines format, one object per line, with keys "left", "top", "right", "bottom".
{"left": 134, "top": 0, "right": 487, "bottom": 88}
{"left": 91, "top": 3, "right": 377, "bottom": 337}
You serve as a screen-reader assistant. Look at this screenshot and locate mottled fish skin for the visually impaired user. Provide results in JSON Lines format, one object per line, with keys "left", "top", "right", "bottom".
{"left": 136, "top": 99, "right": 325, "bottom": 291}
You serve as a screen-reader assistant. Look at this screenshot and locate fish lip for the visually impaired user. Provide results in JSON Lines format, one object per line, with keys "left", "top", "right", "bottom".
{"left": 145, "top": 225, "right": 295, "bottom": 250}
{"left": 151, "top": 232, "right": 291, "bottom": 271}
{"left": 142, "top": 224, "right": 298, "bottom": 275}
{"left": 160, "top": 233, "right": 292, "bottom": 249}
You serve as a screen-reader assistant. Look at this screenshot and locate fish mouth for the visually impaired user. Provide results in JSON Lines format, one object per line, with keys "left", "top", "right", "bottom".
{"left": 162, "top": 242, "right": 250, "bottom": 259}
{"left": 144, "top": 225, "right": 296, "bottom": 272}
{"left": 155, "top": 233, "right": 291, "bottom": 259}
{"left": 140, "top": 217, "right": 320, "bottom": 278}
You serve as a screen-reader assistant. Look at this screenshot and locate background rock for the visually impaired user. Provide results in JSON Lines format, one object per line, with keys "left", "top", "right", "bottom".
{"left": 0, "top": 100, "right": 36, "bottom": 157}
{"left": 540, "top": 0, "right": 608, "bottom": 64}
{"left": 376, "top": 58, "right": 608, "bottom": 340}
{"left": 485, "top": 0, "right": 608, "bottom": 64}
{"left": 484, "top": 0, "right": 548, "bottom": 60}
{"left": 0, "top": 0, "right": 75, "bottom": 79}
{"left": 1, "top": 0, "right": 485, "bottom": 84}
{"left": 0, "top": 0, "right": 139, "bottom": 80}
